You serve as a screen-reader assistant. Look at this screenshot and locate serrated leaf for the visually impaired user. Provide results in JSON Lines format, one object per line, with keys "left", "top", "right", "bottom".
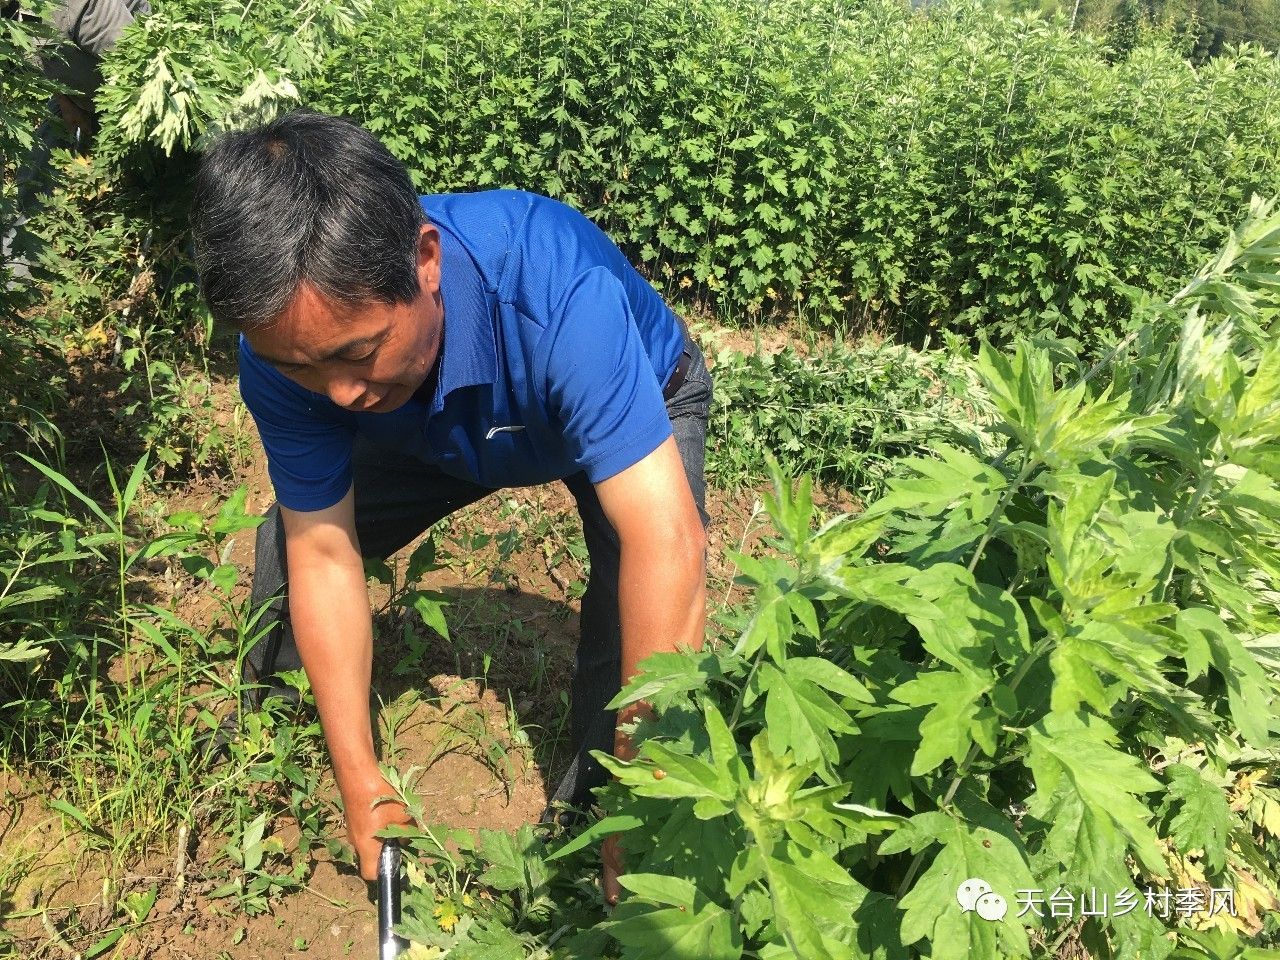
{"left": 734, "top": 585, "right": 792, "bottom": 661}
{"left": 477, "top": 828, "right": 526, "bottom": 892}
{"left": 1027, "top": 713, "right": 1165, "bottom": 875}
{"left": 888, "top": 811, "right": 1033, "bottom": 960}
{"left": 763, "top": 845, "right": 869, "bottom": 960}
{"left": 891, "top": 670, "right": 986, "bottom": 775}
{"left": 907, "top": 564, "right": 1025, "bottom": 674}
{"left": 1166, "top": 764, "right": 1231, "bottom": 874}
{"left": 759, "top": 662, "right": 854, "bottom": 772}
{"left": 1033, "top": 785, "right": 1172, "bottom": 960}
{"left": 1177, "top": 608, "right": 1270, "bottom": 747}
{"left": 604, "top": 875, "right": 741, "bottom": 960}
{"left": 598, "top": 742, "right": 732, "bottom": 803}
{"left": 786, "top": 657, "right": 874, "bottom": 703}
{"left": 609, "top": 651, "right": 723, "bottom": 712}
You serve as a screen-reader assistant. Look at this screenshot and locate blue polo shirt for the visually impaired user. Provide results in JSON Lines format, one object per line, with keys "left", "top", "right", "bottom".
{"left": 238, "top": 190, "right": 686, "bottom": 512}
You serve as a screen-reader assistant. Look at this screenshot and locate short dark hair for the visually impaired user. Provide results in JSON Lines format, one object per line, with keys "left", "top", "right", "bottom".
{"left": 191, "top": 109, "right": 427, "bottom": 329}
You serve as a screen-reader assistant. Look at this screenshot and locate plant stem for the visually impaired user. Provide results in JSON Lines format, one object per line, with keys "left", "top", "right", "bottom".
{"left": 966, "top": 455, "right": 1040, "bottom": 576}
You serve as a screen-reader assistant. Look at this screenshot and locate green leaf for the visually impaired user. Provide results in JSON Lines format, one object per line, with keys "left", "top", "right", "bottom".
{"left": 19, "top": 454, "right": 115, "bottom": 527}
{"left": 1166, "top": 764, "right": 1231, "bottom": 875}
{"left": 212, "top": 485, "right": 265, "bottom": 535}
{"left": 907, "top": 564, "right": 1025, "bottom": 674}
{"left": 824, "top": 563, "right": 920, "bottom": 615}
{"left": 1177, "top": 608, "right": 1271, "bottom": 747}
{"left": 810, "top": 512, "right": 885, "bottom": 569}
{"left": 477, "top": 828, "right": 527, "bottom": 893}
{"left": 49, "top": 798, "right": 95, "bottom": 832}
{"left": 1032, "top": 785, "right": 1171, "bottom": 960}
{"left": 450, "top": 917, "right": 528, "bottom": 960}
{"left": 704, "top": 701, "right": 747, "bottom": 788}
{"left": 1026, "top": 713, "right": 1165, "bottom": 875}
{"left": 1049, "top": 633, "right": 1114, "bottom": 713}
{"left": 734, "top": 585, "right": 792, "bottom": 662}
{"left": 785, "top": 657, "right": 874, "bottom": 703}
{"left": 762, "top": 844, "right": 869, "bottom": 960}
{"left": 875, "top": 445, "right": 1007, "bottom": 522}
{"left": 603, "top": 875, "right": 742, "bottom": 960}
{"left": 122, "top": 885, "right": 158, "bottom": 924}
{"left": 410, "top": 590, "right": 450, "bottom": 641}
{"left": 598, "top": 742, "right": 733, "bottom": 804}
{"left": 209, "top": 563, "right": 238, "bottom": 593}
{"left": 637, "top": 800, "right": 742, "bottom": 891}
{"left": 885, "top": 811, "right": 1034, "bottom": 960}
{"left": 891, "top": 670, "right": 986, "bottom": 775}
{"left": 608, "top": 651, "right": 723, "bottom": 712}
{"left": 546, "top": 815, "right": 643, "bottom": 862}
{"left": 84, "top": 926, "right": 126, "bottom": 959}
{"left": 759, "top": 662, "right": 854, "bottom": 772}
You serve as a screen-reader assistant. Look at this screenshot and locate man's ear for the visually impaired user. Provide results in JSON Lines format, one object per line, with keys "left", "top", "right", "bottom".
{"left": 417, "top": 224, "right": 442, "bottom": 296}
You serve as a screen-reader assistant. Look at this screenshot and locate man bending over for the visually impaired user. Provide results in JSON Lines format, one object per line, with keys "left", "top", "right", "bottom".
{"left": 190, "top": 109, "right": 712, "bottom": 903}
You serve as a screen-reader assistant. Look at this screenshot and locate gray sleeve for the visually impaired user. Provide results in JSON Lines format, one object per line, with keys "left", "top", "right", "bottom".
{"left": 50, "top": 0, "right": 148, "bottom": 58}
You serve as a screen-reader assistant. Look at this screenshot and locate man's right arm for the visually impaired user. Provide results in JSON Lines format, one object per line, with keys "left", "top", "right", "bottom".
{"left": 280, "top": 486, "right": 407, "bottom": 881}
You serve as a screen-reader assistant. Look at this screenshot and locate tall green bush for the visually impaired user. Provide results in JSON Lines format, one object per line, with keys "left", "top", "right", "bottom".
{"left": 98, "top": 0, "right": 1280, "bottom": 339}
{"left": 308, "top": 0, "right": 1280, "bottom": 338}
{"left": 564, "top": 198, "right": 1280, "bottom": 959}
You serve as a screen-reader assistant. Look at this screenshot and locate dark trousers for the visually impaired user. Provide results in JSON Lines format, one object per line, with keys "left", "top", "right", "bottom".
{"left": 246, "top": 338, "right": 712, "bottom": 809}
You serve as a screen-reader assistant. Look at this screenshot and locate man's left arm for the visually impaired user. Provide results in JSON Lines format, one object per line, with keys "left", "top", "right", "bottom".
{"left": 593, "top": 433, "right": 707, "bottom": 903}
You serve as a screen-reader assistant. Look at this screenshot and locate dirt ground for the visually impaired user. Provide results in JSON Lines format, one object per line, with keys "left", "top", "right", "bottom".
{"left": 0, "top": 327, "right": 852, "bottom": 959}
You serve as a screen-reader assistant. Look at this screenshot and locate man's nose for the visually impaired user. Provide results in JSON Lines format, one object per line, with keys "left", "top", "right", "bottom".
{"left": 325, "top": 374, "right": 368, "bottom": 409}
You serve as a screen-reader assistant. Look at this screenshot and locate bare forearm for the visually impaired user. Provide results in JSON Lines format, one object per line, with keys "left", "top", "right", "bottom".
{"left": 285, "top": 551, "right": 381, "bottom": 792}
{"left": 614, "top": 533, "right": 706, "bottom": 752}
{"left": 618, "top": 540, "right": 705, "bottom": 679}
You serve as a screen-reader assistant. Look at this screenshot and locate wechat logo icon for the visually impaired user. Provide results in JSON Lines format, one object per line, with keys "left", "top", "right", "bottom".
{"left": 957, "top": 878, "right": 1008, "bottom": 922}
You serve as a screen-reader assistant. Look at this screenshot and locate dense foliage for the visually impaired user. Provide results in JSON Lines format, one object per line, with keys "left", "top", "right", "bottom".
{"left": 707, "top": 338, "right": 996, "bottom": 496}
{"left": 97, "top": 0, "right": 1280, "bottom": 339}
{"left": 0, "top": 1, "right": 63, "bottom": 454}
{"left": 370, "top": 201, "right": 1280, "bottom": 958}
{"left": 577, "top": 199, "right": 1280, "bottom": 958}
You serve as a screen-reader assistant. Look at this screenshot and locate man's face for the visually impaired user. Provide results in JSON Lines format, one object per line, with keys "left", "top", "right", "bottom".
{"left": 244, "top": 225, "right": 443, "bottom": 414}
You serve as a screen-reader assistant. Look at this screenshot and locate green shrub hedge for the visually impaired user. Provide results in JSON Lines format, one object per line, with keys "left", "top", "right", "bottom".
{"left": 91, "top": 0, "right": 1280, "bottom": 339}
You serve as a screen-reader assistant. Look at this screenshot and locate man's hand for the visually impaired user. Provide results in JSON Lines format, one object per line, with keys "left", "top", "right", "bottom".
{"left": 342, "top": 773, "right": 412, "bottom": 882}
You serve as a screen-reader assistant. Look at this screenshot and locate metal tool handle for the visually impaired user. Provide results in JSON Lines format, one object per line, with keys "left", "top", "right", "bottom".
{"left": 378, "top": 840, "right": 407, "bottom": 960}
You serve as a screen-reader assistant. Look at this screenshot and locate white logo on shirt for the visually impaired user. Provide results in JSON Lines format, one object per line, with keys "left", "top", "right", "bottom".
{"left": 485, "top": 425, "right": 526, "bottom": 440}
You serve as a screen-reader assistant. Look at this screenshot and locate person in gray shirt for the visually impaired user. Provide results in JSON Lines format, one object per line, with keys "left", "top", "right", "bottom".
{"left": 3, "top": 0, "right": 148, "bottom": 278}
{"left": 32, "top": 0, "right": 150, "bottom": 142}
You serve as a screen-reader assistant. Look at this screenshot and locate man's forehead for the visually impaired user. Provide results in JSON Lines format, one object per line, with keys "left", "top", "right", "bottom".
{"left": 248, "top": 286, "right": 388, "bottom": 364}
{"left": 279, "top": 280, "right": 356, "bottom": 326}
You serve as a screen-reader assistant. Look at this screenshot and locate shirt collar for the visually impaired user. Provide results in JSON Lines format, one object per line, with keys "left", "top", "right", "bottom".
{"left": 432, "top": 220, "right": 497, "bottom": 409}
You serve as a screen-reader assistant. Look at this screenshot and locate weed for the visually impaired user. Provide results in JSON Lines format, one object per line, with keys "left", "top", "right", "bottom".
{"left": 708, "top": 336, "right": 996, "bottom": 497}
